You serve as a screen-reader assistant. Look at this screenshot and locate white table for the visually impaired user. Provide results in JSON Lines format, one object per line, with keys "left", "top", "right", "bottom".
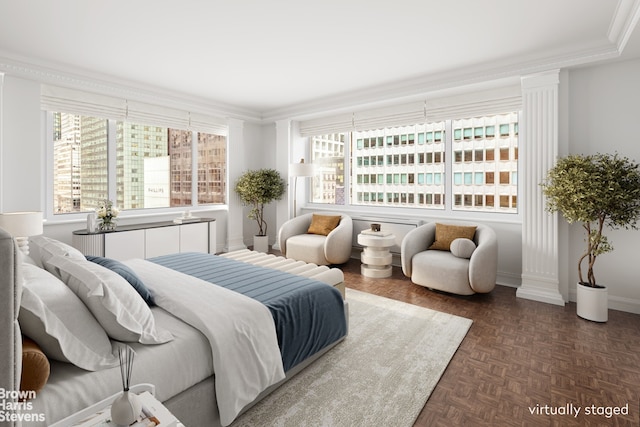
{"left": 357, "top": 232, "right": 396, "bottom": 278}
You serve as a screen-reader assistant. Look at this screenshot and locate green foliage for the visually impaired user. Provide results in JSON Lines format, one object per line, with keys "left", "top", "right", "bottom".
{"left": 541, "top": 153, "right": 640, "bottom": 286}
{"left": 234, "top": 169, "right": 286, "bottom": 236}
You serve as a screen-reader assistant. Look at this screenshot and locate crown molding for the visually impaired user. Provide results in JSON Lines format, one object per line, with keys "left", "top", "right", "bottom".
{"left": 262, "top": 42, "right": 621, "bottom": 122}
{"left": 1, "top": 22, "right": 635, "bottom": 127}
{"left": 608, "top": 0, "right": 640, "bottom": 52}
{"left": 0, "top": 52, "right": 264, "bottom": 123}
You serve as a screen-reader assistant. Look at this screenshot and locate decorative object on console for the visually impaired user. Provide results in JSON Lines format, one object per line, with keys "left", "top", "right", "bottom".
{"left": 0, "top": 211, "right": 43, "bottom": 255}
{"left": 86, "top": 211, "right": 97, "bottom": 233}
{"left": 111, "top": 346, "right": 142, "bottom": 426}
{"left": 173, "top": 211, "right": 200, "bottom": 224}
{"left": 234, "top": 168, "right": 286, "bottom": 252}
{"left": 541, "top": 153, "right": 640, "bottom": 322}
{"left": 97, "top": 199, "right": 119, "bottom": 231}
{"left": 370, "top": 223, "right": 381, "bottom": 232}
{"left": 289, "top": 159, "right": 315, "bottom": 217}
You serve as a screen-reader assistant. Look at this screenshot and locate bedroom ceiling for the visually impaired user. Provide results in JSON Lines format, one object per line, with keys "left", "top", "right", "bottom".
{"left": 0, "top": 0, "right": 639, "bottom": 119}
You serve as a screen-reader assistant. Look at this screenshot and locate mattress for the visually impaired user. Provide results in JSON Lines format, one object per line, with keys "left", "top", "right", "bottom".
{"left": 28, "top": 307, "right": 213, "bottom": 427}
{"left": 148, "top": 251, "right": 348, "bottom": 371}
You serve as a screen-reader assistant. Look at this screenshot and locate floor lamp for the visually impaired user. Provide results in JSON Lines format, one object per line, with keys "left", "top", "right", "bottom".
{"left": 290, "top": 159, "right": 315, "bottom": 217}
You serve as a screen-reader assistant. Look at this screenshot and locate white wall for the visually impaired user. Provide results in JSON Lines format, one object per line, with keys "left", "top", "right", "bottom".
{"left": 1, "top": 76, "right": 41, "bottom": 212}
{"left": 238, "top": 122, "right": 281, "bottom": 247}
{"left": 566, "top": 58, "right": 640, "bottom": 313}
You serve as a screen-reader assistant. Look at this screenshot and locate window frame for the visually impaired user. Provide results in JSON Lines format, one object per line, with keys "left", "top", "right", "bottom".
{"left": 304, "top": 112, "right": 522, "bottom": 223}
{"left": 44, "top": 111, "right": 228, "bottom": 223}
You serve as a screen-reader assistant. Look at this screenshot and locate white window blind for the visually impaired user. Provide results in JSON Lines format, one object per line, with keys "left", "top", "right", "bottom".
{"left": 189, "top": 112, "right": 228, "bottom": 136}
{"left": 41, "top": 85, "right": 228, "bottom": 135}
{"left": 41, "top": 85, "right": 127, "bottom": 120}
{"left": 125, "top": 100, "right": 189, "bottom": 130}
{"left": 299, "top": 84, "right": 522, "bottom": 136}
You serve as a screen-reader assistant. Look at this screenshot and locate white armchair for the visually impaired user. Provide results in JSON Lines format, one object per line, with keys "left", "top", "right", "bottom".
{"left": 278, "top": 213, "right": 353, "bottom": 265}
{"left": 401, "top": 222, "right": 498, "bottom": 295}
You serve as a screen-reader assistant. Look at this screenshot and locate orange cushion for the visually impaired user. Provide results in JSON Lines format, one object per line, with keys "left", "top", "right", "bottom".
{"left": 20, "top": 336, "right": 50, "bottom": 398}
{"left": 429, "top": 223, "right": 477, "bottom": 251}
{"left": 307, "top": 214, "right": 341, "bottom": 236}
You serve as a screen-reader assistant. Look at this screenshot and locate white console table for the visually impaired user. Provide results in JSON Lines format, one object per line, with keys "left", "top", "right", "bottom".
{"left": 72, "top": 218, "right": 216, "bottom": 260}
{"left": 357, "top": 232, "right": 396, "bottom": 278}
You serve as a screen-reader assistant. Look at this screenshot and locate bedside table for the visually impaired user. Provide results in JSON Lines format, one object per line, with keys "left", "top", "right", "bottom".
{"left": 49, "top": 384, "right": 183, "bottom": 427}
{"left": 357, "top": 231, "right": 396, "bottom": 278}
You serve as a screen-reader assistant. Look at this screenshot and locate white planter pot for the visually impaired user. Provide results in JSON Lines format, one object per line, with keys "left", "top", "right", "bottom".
{"left": 253, "top": 235, "right": 269, "bottom": 253}
{"left": 576, "top": 282, "right": 608, "bottom": 322}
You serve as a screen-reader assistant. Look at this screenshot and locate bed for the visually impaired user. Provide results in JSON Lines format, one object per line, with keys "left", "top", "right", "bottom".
{"left": 0, "top": 228, "right": 348, "bottom": 427}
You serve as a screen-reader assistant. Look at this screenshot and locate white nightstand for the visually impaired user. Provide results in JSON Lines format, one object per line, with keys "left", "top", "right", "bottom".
{"left": 49, "top": 384, "right": 183, "bottom": 427}
{"left": 357, "top": 231, "right": 396, "bottom": 278}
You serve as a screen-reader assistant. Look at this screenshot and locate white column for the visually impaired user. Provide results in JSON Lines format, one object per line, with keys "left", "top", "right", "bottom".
{"left": 225, "top": 118, "right": 247, "bottom": 252}
{"left": 516, "top": 70, "right": 565, "bottom": 306}
{"left": 272, "top": 119, "right": 290, "bottom": 251}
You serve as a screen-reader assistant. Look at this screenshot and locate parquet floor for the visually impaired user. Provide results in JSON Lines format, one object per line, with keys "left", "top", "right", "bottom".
{"left": 338, "top": 259, "right": 640, "bottom": 427}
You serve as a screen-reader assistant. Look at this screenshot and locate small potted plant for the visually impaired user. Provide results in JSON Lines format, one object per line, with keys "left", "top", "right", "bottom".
{"left": 541, "top": 153, "right": 640, "bottom": 322}
{"left": 97, "top": 199, "right": 119, "bottom": 231}
{"left": 234, "top": 169, "right": 286, "bottom": 252}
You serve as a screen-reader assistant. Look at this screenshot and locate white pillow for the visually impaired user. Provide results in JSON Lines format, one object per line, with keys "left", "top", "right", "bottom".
{"left": 450, "top": 238, "right": 477, "bottom": 259}
{"left": 30, "top": 235, "right": 86, "bottom": 275}
{"left": 19, "top": 263, "right": 120, "bottom": 371}
{"left": 47, "top": 255, "right": 173, "bottom": 345}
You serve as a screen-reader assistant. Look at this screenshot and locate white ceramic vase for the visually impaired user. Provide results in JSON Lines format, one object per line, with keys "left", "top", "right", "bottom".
{"left": 576, "top": 282, "right": 608, "bottom": 322}
{"left": 111, "top": 390, "right": 142, "bottom": 426}
{"left": 254, "top": 235, "right": 269, "bottom": 253}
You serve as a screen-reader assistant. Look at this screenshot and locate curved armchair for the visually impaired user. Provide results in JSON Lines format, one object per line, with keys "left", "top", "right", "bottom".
{"left": 278, "top": 213, "right": 353, "bottom": 265}
{"left": 401, "top": 222, "right": 498, "bottom": 295}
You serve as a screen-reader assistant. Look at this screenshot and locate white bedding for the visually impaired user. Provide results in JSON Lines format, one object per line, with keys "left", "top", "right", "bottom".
{"left": 29, "top": 308, "right": 213, "bottom": 426}
{"left": 124, "top": 259, "right": 286, "bottom": 426}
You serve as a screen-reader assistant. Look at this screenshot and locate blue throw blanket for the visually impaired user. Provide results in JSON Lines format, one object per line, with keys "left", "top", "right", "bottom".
{"left": 148, "top": 252, "right": 347, "bottom": 371}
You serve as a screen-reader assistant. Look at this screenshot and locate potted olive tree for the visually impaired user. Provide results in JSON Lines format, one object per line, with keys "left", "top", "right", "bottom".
{"left": 234, "top": 168, "right": 286, "bottom": 252}
{"left": 541, "top": 153, "right": 640, "bottom": 322}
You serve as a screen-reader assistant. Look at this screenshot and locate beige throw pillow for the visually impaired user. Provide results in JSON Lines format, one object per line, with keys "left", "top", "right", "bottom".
{"left": 307, "top": 214, "right": 341, "bottom": 236}
{"left": 450, "top": 238, "right": 477, "bottom": 259}
{"left": 429, "top": 223, "right": 477, "bottom": 251}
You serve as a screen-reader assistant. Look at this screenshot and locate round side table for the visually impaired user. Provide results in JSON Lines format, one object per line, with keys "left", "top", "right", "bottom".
{"left": 357, "top": 232, "right": 396, "bottom": 278}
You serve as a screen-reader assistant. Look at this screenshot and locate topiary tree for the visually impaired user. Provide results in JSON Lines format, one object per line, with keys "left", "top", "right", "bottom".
{"left": 541, "top": 153, "right": 640, "bottom": 286}
{"left": 234, "top": 169, "right": 286, "bottom": 236}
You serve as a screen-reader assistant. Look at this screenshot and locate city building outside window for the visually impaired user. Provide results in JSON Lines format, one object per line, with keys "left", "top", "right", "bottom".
{"left": 50, "top": 112, "right": 227, "bottom": 215}
{"left": 309, "top": 112, "right": 518, "bottom": 213}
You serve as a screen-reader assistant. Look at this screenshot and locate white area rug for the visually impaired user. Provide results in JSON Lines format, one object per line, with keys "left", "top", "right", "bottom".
{"left": 231, "top": 288, "right": 473, "bottom": 427}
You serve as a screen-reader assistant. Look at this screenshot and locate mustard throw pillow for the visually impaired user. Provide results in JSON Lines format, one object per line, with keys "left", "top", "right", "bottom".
{"left": 307, "top": 214, "right": 341, "bottom": 236}
{"left": 20, "top": 336, "right": 50, "bottom": 398}
{"left": 429, "top": 223, "right": 477, "bottom": 251}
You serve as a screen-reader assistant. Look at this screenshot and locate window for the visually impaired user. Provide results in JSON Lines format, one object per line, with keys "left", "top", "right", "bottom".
{"left": 50, "top": 112, "right": 227, "bottom": 215}
{"left": 52, "top": 113, "right": 108, "bottom": 213}
{"left": 310, "top": 133, "right": 345, "bottom": 205}
{"left": 451, "top": 113, "right": 518, "bottom": 212}
{"left": 308, "top": 112, "right": 518, "bottom": 213}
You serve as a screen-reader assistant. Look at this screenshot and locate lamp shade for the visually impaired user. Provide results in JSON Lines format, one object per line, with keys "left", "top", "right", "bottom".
{"left": 0, "top": 211, "right": 44, "bottom": 237}
{"left": 289, "top": 162, "right": 315, "bottom": 177}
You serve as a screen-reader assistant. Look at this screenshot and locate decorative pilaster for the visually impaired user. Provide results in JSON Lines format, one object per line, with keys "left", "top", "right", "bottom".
{"left": 516, "top": 70, "right": 565, "bottom": 306}
{"left": 225, "top": 118, "right": 247, "bottom": 252}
